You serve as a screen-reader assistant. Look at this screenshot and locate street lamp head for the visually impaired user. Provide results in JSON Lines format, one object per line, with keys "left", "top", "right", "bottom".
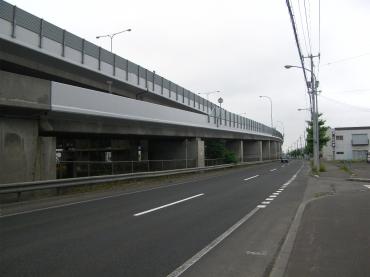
{"left": 218, "top": 97, "right": 223, "bottom": 104}
{"left": 96, "top": 36, "right": 100, "bottom": 39}
{"left": 127, "top": 28, "right": 132, "bottom": 32}
{"left": 284, "top": 65, "right": 293, "bottom": 69}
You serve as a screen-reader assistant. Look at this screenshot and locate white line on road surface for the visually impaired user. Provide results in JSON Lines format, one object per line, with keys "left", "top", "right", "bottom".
{"left": 257, "top": 205, "right": 267, "bottom": 208}
{"left": 281, "top": 165, "right": 285, "bottom": 168}
{"left": 134, "top": 194, "right": 204, "bottom": 216}
{"left": 270, "top": 168, "right": 277, "bottom": 172}
{"left": 273, "top": 192, "right": 280, "bottom": 195}
{"left": 266, "top": 198, "right": 274, "bottom": 201}
{"left": 262, "top": 201, "right": 270, "bottom": 204}
{"left": 364, "top": 185, "right": 370, "bottom": 189}
{"left": 244, "top": 175, "right": 259, "bottom": 181}
{"left": 270, "top": 195, "right": 277, "bottom": 198}
{"left": 167, "top": 162, "right": 305, "bottom": 277}
{"left": 167, "top": 206, "right": 260, "bottom": 277}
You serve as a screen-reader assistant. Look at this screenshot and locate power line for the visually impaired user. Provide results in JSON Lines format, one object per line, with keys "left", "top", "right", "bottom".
{"left": 303, "top": 0, "right": 313, "bottom": 54}
{"left": 285, "top": 0, "right": 309, "bottom": 89}
{"left": 297, "top": 0, "right": 309, "bottom": 56}
{"left": 322, "top": 52, "right": 370, "bottom": 66}
{"left": 319, "top": 95, "right": 370, "bottom": 112}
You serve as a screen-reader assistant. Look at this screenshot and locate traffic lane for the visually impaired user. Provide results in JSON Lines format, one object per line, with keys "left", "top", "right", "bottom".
{"left": 182, "top": 163, "right": 308, "bottom": 277}
{"left": 0, "top": 161, "right": 302, "bottom": 276}
{"left": 0, "top": 161, "right": 284, "bottom": 228}
{"left": 0, "top": 160, "right": 295, "bottom": 239}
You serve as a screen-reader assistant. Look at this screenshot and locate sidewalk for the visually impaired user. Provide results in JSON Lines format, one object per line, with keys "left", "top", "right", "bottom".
{"left": 278, "top": 162, "right": 370, "bottom": 277}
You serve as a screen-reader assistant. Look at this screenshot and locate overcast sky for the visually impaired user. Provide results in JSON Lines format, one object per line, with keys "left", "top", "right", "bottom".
{"left": 8, "top": 0, "right": 370, "bottom": 151}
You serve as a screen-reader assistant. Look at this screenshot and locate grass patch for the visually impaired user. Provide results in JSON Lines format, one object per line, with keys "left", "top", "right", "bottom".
{"left": 314, "top": 191, "right": 332, "bottom": 198}
{"left": 319, "top": 164, "right": 326, "bottom": 172}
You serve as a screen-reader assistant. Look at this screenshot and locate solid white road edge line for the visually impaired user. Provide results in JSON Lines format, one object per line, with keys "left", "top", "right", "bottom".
{"left": 244, "top": 175, "right": 259, "bottom": 181}
{"left": 167, "top": 206, "right": 260, "bottom": 277}
{"left": 134, "top": 194, "right": 204, "bottom": 216}
{"left": 167, "top": 162, "right": 305, "bottom": 277}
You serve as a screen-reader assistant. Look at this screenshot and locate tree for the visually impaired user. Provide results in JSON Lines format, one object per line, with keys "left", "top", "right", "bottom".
{"left": 304, "top": 113, "right": 330, "bottom": 156}
{"left": 205, "top": 140, "right": 237, "bottom": 163}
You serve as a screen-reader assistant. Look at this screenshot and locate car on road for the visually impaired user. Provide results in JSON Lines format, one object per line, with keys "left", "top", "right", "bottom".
{"left": 281, "top": 155, "right": 289, "bottom": 163}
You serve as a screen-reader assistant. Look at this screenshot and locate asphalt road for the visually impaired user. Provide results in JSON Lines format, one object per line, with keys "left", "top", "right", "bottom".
{"left": 0, "top": 160, "right": 305, "bottom": 277}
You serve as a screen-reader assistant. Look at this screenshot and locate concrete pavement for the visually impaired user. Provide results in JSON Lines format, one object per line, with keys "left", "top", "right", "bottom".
{"left": 272, "top": 161, "right": 370, "bottom": 277}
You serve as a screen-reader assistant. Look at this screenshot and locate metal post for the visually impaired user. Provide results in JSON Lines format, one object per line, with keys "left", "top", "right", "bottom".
{"left": 310, "top": 55, "right": 320, "bottom": 169}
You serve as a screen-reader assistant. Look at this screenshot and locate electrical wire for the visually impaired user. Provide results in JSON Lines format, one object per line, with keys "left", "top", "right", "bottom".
{"left": 322, "top": 52, "right": 370, "bottom": 66}
{"left": 319, "top": 95, "right": 370, "bottom": 112}
{"left": 297, "top": 0, "right": 309, "bottom": 56}
{"left": 303, "top": 0, "right": 312, "bottom": 54}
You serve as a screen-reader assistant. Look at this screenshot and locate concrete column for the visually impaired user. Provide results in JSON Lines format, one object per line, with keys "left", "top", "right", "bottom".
{"left": 0, "top": 118, "right": 56, "bottom": 184}
{"left": 243, "top": 140, "right": 261, "bottom": 162}
{"left": 188, "top": 138, "right": 205, "bottom": 167}
{"left": 258, "top": 141, "right": 263, "bottom": 161}
{"left": 226, "top": 140, "right": 243, "bottom": 163}
{"left": 262, "top": 140, "right": 270, "bottom": 161}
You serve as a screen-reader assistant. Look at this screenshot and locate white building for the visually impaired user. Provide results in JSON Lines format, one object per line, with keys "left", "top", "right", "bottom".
{"left": 322, "top": 126, "right": 370, "bottom": 161}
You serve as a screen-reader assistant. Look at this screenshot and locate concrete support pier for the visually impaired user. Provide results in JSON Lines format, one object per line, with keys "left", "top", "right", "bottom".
{"left": 0, "top": 118, "right": 56, "bottom": 184}
{"left": 243, "top": 140, "right": 262, "bottom": 162}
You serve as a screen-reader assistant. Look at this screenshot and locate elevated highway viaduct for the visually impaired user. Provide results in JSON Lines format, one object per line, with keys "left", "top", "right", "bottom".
{"left": 0, "top": 1, "right": 283, "bottom": 184}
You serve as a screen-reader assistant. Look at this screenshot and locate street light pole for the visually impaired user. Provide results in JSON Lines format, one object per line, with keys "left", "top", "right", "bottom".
{"left": 218, "top": 97, "right": 223, "bottom": 126}
{"left": 259, "top": 95, "right": 273, "bottom": 129}
{"left": 96, "top": 28, "right": 131, "bottom": 52}
{"left": 285, "top": 64, "right": 320, "bottom": 169}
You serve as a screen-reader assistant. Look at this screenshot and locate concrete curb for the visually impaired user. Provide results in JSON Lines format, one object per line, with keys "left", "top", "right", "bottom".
{"left": 269, "top": 165, "right": 318, "bottom": 277}
{"left": 347, "top": 177, "right": 370, "bottom": 183}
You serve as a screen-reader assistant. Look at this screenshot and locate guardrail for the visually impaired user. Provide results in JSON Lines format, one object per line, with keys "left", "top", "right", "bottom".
{"left": 0, "top": 160, "right": 275, "bottom": 200}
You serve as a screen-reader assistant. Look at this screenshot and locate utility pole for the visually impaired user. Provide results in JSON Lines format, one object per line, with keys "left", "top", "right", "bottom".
{"left": 309, "top": 55, "right": 320, "bottom": 169}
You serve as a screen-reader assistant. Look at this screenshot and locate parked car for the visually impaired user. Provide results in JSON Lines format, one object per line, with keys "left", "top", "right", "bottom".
{"left": 281, "top": 155, "right": 289, "bottom": 163}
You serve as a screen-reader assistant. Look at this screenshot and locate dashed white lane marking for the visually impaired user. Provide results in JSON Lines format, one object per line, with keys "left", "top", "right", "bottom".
{"left": 262, "top": 201, "right": 270, "bottom": 204}
{"left": 266, "top": 198, "right": 274, "bottom": 201}
{"left": 257, "top": 205, "right": 267, "bottom": 208}
{"left": 244, "top": 175, "right": 259, "bottom": 181}
{"left": 167, "top": 162, "right": 305, "bottom": 277}
{"left": 281, "top": 165, "right": 285, "bottom": 168}
{"left": 270, "top": 168, "right": 277, "bottom": 172}
{"left": 270, "top": 195, "right": 277, "bottom": 198}
{"left": 273, "top": 192, "right": 280, "bottom": 195}
{"left": 246, "top": 250, "right": 267, "bottom": 256}
{"left": 364, "top": 185, "right": 370, "bottom": 189}
{"left": 134, "top": 193, "right": 204, "bottom": 216}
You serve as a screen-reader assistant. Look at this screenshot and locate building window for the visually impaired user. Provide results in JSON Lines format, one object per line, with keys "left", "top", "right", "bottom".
{"left": 352, "top": 134, "right": 369, "bottom": 146}
{"left": 336, "top": 135, "right": 343, "bottom": 140}
{"left": 336, "top": 151, "right": 344, "bottom": 154}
